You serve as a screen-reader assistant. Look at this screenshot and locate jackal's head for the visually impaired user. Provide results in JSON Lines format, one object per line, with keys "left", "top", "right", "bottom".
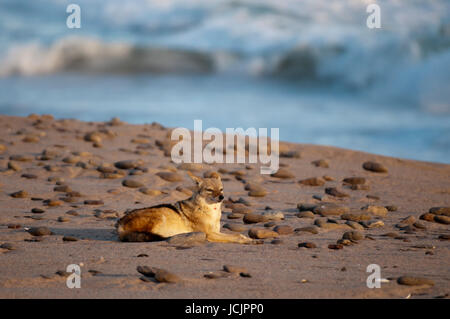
{"left": 188, "top": 172, "right": 224, "bottom": 205}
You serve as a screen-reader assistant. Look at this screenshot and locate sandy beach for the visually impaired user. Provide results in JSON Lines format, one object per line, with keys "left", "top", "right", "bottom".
{"left": 0, "top": 114, "right": 449, "bottom": 299}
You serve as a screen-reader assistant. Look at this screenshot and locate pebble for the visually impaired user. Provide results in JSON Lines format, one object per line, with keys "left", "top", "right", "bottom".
{"left": 114, "top": 160, "right": 142, "bottom": 170}
{"left": 204, "top": 272, "right": 232, "bottom": 279}
{"left": 313, "top": 203, "right": 349, "bottom": 216}
{"left": 271, "top": 239, "right": 284, "bottom": 245}
{"left": 280, "top": 150, "right": 301, "bottom": 158}
{"left": 270, "top": 168, "right": 294, "bottom": 179}
{"left": 345, "top": 221, "right": 365, "bottom": 230}
{"left": 397, "top": 276, "right": 435, "bottom": 286}
{"left": 156, "top": 171, "right": 183, "bottom": 182}
{"left": 248, "top": 188, "right": 268, "bottom": 197}
{"left": 297, "top": 203, "right": 317, "bottom": 212}
{"left": 84, "top": 200, "right": 104, "bottom": 205}
{"left": 342, "top": 177, "right": 366, "bottom": 185}
{"left": 7, "top": 224, "right": 21, "bottom": 229}
{"left": 328, "top": 244, "right": 344, "bottom": 250}
{"left": 243, "top": 213, "right": 269, "bottom": 224}
{"left": 62, "top": 156, "right": 81, "bottom": 164}
{"left": 10, "top": 190, "right": 28, "bottom": 198}
{"left": 311, "top": 159, "right": 329, "bottom": 168}
{"left": 264, "top": 221, "right": 277, "bottom": 227}
{"left": 10, "top": 154, "right": 33, "bottom": 162}
{"left": 139, "top": 188, "right": 162, "bottom": 196}
{"left": 137, "top": 266, "right": 160, "bottom": 277}
{"left": 420, "top": 213, "right": 435, "bottom": 222}
{"left": 273, "top": 225, "right": 293, "bottom": 235}
{"left": 178, "top": 163, "right": 203, "bottom": 172}
{"left": 44, "top": 199, "right": 62, "bottom": 207}
{"left": 363, "top": 205, "right": 388, "bottom": 217}
{"left": 296, "top": 211, "right": 315, "bottom": 219}
{"left": 325, "top": 187, "right": 349, "bottom": 198}
{"left": 62, "top": 236, "right": 78, "bottom": 242}
{"left": 298, "top": 177, "right": 325, "bottom": 186}
{"left": 166, "top": 232, "right": 206, "bottom": 246}
{"left": 84, "top": 132, "right": 102, "bottom": 143}
{"left": 438, "top": 234, "right": 450, "bottom": 241}
{"left": 434, "top": 215, "right": 450, "bottom": 225}
{"left": 0, "top": 243, "right": 16, "bottom": 250}
{"left": 248, "top": 228, "right": 279, "bottom": 239}
{"left": 31, "top": 208, "right": 45, "bottom": 214}
{"left": 315, "top": 220, "right": 351, "bottom": 230}
{"left": 231, "top": 206, "right": 252, "bottom": 215}
{"left": 137, "top": 254, "right": 148, "bottom": 257}
{"left": 54, "top": 185, "right": 72, "bottom": 193}
{"left": 57, "top": 216, "right": 69, "bottom": 222}
{"left": 227, "top": 213, "right": 244, "bottom": 220}
{"left": 122, "top": 179, "right": 144, "bottom": 188}
{"left": 298, "top": 242, "right": 316, "bottom": 249}
{"left": 362, "top": 161, "right": 388, "bottom": 173}
{"left": 21, "top": 174, "right": 38, "bottom": 179}
{"left": 385, "top": 205, "right": 398, "bottom": 212}
{"left": 260, "top": 211, "right": 284, "bottom": 221}
{"left": 8, "top": 161, "right": 21, "bottom": 171}
{"left": 342, "top": 231, "right": 364, "bottom": 241}
{"left": 28, "top": 227, "right": 52, "bottom": 236}
{"left": 361, "top": 220, "right": 385, "bottom": 229}
{"left": 429, "top": 207, "right": 450, "bottom": 216}
{"left": 223, "top": 224, "right": 247, "bottom": 232}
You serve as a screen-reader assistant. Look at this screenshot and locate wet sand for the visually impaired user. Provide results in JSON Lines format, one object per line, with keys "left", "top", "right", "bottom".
{"left": 0, "top": 114, "right": 449, "bottom": 299}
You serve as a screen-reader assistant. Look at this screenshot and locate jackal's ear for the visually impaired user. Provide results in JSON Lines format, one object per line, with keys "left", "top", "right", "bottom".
{"left": 208, "top": 171, "right": 221, "bottom": 180}
{"left": 187, "top": 171, "right": 203, "bottom": 186}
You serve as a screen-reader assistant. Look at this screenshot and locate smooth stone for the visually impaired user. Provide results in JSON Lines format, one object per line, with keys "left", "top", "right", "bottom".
{"left": 296, "top": 211, "right": 315, "bottom": 219}
{"left": 264, "top": 221, "right": 277, "bottom": 227}
{"left": 177, "top": 163, "right": 203, "bottom": 172}
{"left": 28, "top": 227, "right": 52, "bottom": 236}
{"left": 434, "top": 215, "right": 450, "bottom": 225}
{"left": 21, "top": 174, "right": 37, "bottom": 179}
{"left": 10, "top": 190, "right": 28, "bottom": 198}
{"left": 84, "top": 132, "right": 102, "bottom": 143}
{"left": 139, "top": 188, "right": 162, "bottom": 196}
{"left": 271, "top": 239, "right": 284, "bottom": 245}
{"left": 385, "top": 205, "right": 398, "bottom": 212}
{"left": 204, "top": 272, "right": 232, "bottom": 279}
{"left": 273, "top": 225, "right": 293, "bottom": 235}
{"left": 156, "top": 171, "right": 183, "bottom": 182}
{"left": 62, "top": 236, "right": 78, "bottom": 242}
{"left": 248, "top": 228, "right": 279, "bottom": 239}
{"left": 328, "top": 244, "right": 344, "bottom": 250}
{"left": 227, "top": 213, "right": 244, "bottom": 220}
{"left": 397, "top": 276, "right": 434, "bottom": 286}
{"left": 231, "top": 206, "right": 252, "bottom": 215}
{"left": 363, "top": 205, "right": 388, "bottom": 217}
{"left": 298, "top": 177, "right": 325, "bottom": 186}
{"left": 325, "top": 187, "right": 349, "bottom": 198}
{"left": 84, "top": 200, "right": 104, "bottom": 205}
{"left": 260, "top": 211, "right": 284, "bottom": 221}
{"left": 137, "top": 266, "right": 160, "bottom": 277}
{"left": 57, "top": 216, "right": 69, "bottom": 222}
{"left": 429, "top": 207, "right": 450, "bottom": 216}
{"left": 345, "top": 221, "right": 365, "bottom": 230}
{"left": 31, "top": 208, "right": 45, "bottom": 214}
{"left": 270, "top": 168, "right": 294, "bottom": 179}
{"left": 10, "top": 154, "right": 33, "bottom": 162}
{"left": 114, "top": 160, "right": 142, "bottom": 170}
{"left": 342, "top": 231, "right": 364, "bottom": 241}
{"left": 166, "top": 232, "right": 206, "bottom": 246}
{"left": 298, "top": 242, "right": 316, "bottom": 249}
{"left": 311, "top": 159, "right": 329, "bottom": 168}
{"left": 62, "top": 156, "right": 81, "bottom": 164}
{"left": 248, "top": 189, "right": 268, "bottom": 197}
{"left": 342, "top": 177, "right": 366, "bottom": 185}
{"left": 362, "top": 161, "right": 388, "bottom": 173}
{"left": 361, "top": 220, "right": 385, "bottom": 229}
{"left": 420, "top": 213, "right": 436, "bottom": 222}
{"left": 122, "top": 179, "right": 144, "bottom": 188}
{"left": 314, "top": 203, "right": 349, "bottom": 216}
{"left": 54, "top": 185, "right": 72, "bottom": 193}
{"left": 8, "top": 161, "right": 21, "bottom": 171}
{"left": 243, "top": 213, "right": 269, "bottom": 224}
{"left": 0, "top": 243, "right": 16, "bottom": 250}
{"left": 279, "top": 150, "right": 301, "bottom": 158}
{"left": 297, "top": 203, "right": 317, "bottom": 212}
{"left": 294, "top": 226, "right": 319, "bottom": 234}
{"left": 315, "top": 221, "right": 351, "bottom": 230}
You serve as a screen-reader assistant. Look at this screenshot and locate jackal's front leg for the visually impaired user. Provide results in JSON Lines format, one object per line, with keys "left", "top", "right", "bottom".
{"left": 206, "top": 232, "right": 259, "bottom": 244}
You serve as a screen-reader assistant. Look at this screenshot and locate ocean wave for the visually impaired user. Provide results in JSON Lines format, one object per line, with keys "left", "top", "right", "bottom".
{"left": 0, "top": 37, "right": 215, "bottom": 76}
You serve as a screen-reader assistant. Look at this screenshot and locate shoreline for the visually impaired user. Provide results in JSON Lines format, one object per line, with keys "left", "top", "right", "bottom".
{"left": 0, "top": 114, "right": 449, "bottom": 298}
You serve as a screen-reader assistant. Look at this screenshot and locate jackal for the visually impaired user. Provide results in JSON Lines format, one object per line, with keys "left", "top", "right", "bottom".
{"left": 116, "top": 172, "right": 255, "bottom": 244}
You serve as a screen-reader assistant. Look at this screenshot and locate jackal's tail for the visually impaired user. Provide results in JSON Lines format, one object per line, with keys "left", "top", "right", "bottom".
{"left": 116, "top": 221, "right": 163, "bottom": 242}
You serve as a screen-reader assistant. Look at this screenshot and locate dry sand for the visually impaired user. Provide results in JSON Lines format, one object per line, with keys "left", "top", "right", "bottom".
{"left": 0, "top": 114, "right": 449, "bottom": 299}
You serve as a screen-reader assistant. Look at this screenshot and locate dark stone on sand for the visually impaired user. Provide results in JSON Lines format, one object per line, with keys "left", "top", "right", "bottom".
{"left": 54, "top": 185, "right": 72, "bottom": 193}
{"left": 434, "top": 215, "right": 450, "bottom": 225}
{"left": 362, "top": 161, "right": 388, "bottom": 173}
{"left": 62, "top": 236, "right": 78, "bottom": 242}
{"left": 122, "top": 179, "right": 144, "bottom": 188}
{"left": 10, "top": 190, "right": 28, "bottom": 198}
{"left": 438, "top": 234, "right": 450, "bottom": 241}
{"left": 298, "top": 177, "right": 325, "bottom": 186}
{"left": 137, "top": 254, "right": 149, "bottom": 257}
{"left": 248, "top": 228, "right": 279, "bottom": 239}
{"left": 84, "top": 200, "right": 104, "bottom": 205}
{"left": 223, "top": 265, "right": 248, "bottom": 274}
{"left": 420, "top": 213, "right": 435, "bottom": 222}
{"left": 28, "top": 227, "right": 52, "bottom": 236}
{"left": 325, "top": 187, "right": 349, "bottom": 198}
{"left": 328, "top": 244, "right": 344, "bottom": 250}
{"left": 297, "top": 203, "right": 317, "bottom": 212}
{"left": 342, "top": 177, "right": 366, "bottom": 185}
{"left": 31, "top": 208, "right": 45, "bottom": 214}
{"left": 7, "top": 224, "right": 21, "bottom": 229}
{"left": 397, "top": 276, "right": 434, "bottom": 286}
{"left": 114, "top": 160, "right": 142, "bottom": 170}
{"left": 385, "top": 205, "right": 398, "bottom": 212}
{"left": 154, "top": 269, "right": 182, "bottom": 283}
{"left": 156, "top": 171, "right": 183, "bottom": 182}
{"left": 429, "top": 207, "right": 450, "bottom": 216}
{"left": 243, "top": 213, "right": 269, "bottom": 224}
{"left": 342, "top": 231, "right": 364, "bottom": 241}
{"left": 296, "top": 211, "right": 315, "bottom": 219}
{"left": 280, "top": 150, "right": 301, "bottom": 158}
{"left": 298, "top": 242, "right": 316, "bottom": 249}
{"left": 294, "top": 226, "right": 319, "bottom": 234}
{"left": 223, "top": 224, "right": 247, "bottom": 232}
{"left": 311, "top": 159, "right": 329, "bottom": 168}
{"left": 273, "top": 225, "right": 293, "bottom": 235}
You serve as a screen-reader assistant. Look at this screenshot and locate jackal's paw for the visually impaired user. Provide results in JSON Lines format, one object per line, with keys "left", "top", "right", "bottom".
{"left": 238, "top": 234, "right": 254, "bottom": 244}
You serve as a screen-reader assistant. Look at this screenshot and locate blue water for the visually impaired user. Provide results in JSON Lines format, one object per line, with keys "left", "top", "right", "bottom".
{"left": 0, "top": 0, "right": 449, "bottom": 163}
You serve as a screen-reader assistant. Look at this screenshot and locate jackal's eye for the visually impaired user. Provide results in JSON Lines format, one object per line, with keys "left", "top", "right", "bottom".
{"left": 205, "top": 188, "right": 214, "bottom": 193}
